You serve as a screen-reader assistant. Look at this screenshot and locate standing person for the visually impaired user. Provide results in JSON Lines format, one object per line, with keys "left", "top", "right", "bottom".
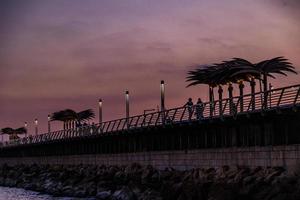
{"left": 195, "top": 98, "right": 204, "bottom": 120}
{"left": 185, "top": 98, "right": 194, "bottom": 120}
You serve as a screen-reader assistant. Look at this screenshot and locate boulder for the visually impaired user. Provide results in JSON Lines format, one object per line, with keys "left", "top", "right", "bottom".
{"left": 112, "top": 186, "right": 136, "bottom": 200}
{"left": 96, "top": 190, "right": 111, "bottom": 200}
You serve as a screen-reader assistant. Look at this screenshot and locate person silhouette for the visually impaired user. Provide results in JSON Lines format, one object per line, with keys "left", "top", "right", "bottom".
{"left": 195, "top": 98, "right": 204, "bottom": 120}
{"left": 185, "top": 98, "right": 194, "bottom": 120}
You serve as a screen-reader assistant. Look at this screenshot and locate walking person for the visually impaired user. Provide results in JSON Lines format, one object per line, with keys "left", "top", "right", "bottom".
{"left": 185, "top": 98, "right": 194, "bottom": 120}
{"left": 195, "top": 98, "right": 204, "bottom": 120}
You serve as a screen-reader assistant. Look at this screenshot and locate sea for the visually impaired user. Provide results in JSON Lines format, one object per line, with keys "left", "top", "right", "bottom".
{"left": 0, "top": 186, "right": 86, "bottom": 200}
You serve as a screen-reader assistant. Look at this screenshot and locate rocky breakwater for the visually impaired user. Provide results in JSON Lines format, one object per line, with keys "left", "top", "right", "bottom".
{"left": 0, "top": 163, "right": 300, "bottom": 200}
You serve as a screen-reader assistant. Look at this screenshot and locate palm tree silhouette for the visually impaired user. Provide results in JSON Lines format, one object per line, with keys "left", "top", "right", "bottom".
{"left": 187, "top": 59, "right": 260, "bottom": 115}
{"left": 51, "top": 109, "right": 95, "bottom": 129}
{"left": 254, "top": 57, "right": 297, "bottom": 108}
{"left": 1, "top": 127, "right": 27, "bottom": 141}
{"left": 186, "top": 56, "right": 297, "bottom": 113}
{"left": 186, "top": 65, "right": 221, "bottom": 116}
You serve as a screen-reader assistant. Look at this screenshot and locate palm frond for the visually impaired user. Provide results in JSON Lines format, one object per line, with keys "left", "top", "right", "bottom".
{"left": 1, "top": 127, "right": 14, "bottom": 135}
{"left": 77, "top": 109, "right": 95, "bottom": 122}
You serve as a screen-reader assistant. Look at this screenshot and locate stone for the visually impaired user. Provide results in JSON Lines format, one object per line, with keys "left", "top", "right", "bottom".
{"left": 112, "top": 186, "right": 136, "bottom": 200}
{"left": 96, "top": 190, "right": 111, "bottom": 200}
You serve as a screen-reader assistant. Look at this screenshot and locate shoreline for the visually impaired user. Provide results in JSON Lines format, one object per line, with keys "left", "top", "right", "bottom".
{"left": 0, "top": 163, "right": 300, "bottom": 200}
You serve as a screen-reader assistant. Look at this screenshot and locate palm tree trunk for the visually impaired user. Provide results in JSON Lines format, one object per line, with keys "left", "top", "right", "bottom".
{"left": 259, "top": 75, "right": 263, "bottom": 109}
{"left": 209, "top": 86, "right": 213, "bottom": 117}
{"left": 263, "top": 73, "right": 268, "bottom": 109}
{"left": 250, "top": 78, "right": 256, "bottom": 110}
{"left": 228, "top": 83, "right": 234, "bottom": 115}
{"left": 218, "top": 85, "right": 223, "bottom": 115}
{"left": 239, "top": 81, "right": 244, "bottom": 112}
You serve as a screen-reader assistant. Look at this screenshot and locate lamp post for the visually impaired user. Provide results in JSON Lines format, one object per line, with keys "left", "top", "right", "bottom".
{"left": 34, "top": 118, "right": 38, "bottom": 135}
{"left": 125, "top": 91, "right": 129, "bottom": 128}
{"left": 24, "top": 122, "right": 28, "bottom": 137}
{"left": 48, "top": 115, "right": 51, "bottom": 133}
{"left": 98, "top": 99, "right": 102, "bottom": 124}
{"left": 160, "top": 80, "right": 165, "bottom": 111}
{"left": 160, "top": 80, "right": 165, "bottom": 124}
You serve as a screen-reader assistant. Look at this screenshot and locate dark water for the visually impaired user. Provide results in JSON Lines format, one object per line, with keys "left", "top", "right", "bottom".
{"left": 0, "top": 186, "right": 84, "bottom": 200}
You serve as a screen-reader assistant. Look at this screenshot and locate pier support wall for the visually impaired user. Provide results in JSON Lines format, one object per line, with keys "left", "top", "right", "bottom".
{"left": 1, "top": 145, "right": 300, "bottom": 171}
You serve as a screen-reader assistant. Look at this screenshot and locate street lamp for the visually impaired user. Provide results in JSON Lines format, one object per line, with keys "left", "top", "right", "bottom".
{"left": 125, "top": 91, "right": 129, "bottom": 127}
{"left": 24, "top": 122, "right": 28, "bottom": 137}
{"left": 160, "top": 80, "right": 166, "bottom": 124}
{"left": 160, "top": 80, "right": 165, "bottom": 111}
{"left": 34, "top": 118, "right": 38, "bottom": 135}
{"left": 98, "top": 99, "right": 102, "bottom": 124}
{"left": 48, "top": 115, "right": 51, "bottom": 133}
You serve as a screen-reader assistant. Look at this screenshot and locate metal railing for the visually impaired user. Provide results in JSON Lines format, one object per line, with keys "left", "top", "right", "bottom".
{"left": 1, "top": 84, "right": 300, "bottom": 148}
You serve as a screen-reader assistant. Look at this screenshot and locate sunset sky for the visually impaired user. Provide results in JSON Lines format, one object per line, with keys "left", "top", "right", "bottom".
{"left": 1, "top": 0, "right": 300, "bottom": 135}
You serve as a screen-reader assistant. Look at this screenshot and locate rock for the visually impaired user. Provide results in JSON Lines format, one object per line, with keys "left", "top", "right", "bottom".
{"left": 112, "top": 186, "right": 136, "bottom": 200}
{"left": 0, "top": 163, "right": 298, "bottom": 200}
{"left": 138, "top": 189, "right": 162, "bottom": 200}
{"left": 114, "top": 171, "right": 127, "bottom": 184}
{"left": 243, "top": 176, "right": 255, "bottom": 185}
{"left": 96, "top": 190, "right": 111, "bottom": 200}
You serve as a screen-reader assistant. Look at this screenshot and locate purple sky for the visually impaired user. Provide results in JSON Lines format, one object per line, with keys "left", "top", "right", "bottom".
{"left": 1, "top": 0, "right": 300, "bottom": 136}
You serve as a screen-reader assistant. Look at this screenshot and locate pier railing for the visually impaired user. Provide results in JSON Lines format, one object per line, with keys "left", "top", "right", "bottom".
{"left": 1, "top": 84, "right": 300, "bottom": 148}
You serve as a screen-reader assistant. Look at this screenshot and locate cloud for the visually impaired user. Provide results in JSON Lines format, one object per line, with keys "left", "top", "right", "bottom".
{"left": 0, "top": 0, "right": 300, "bottom": 133}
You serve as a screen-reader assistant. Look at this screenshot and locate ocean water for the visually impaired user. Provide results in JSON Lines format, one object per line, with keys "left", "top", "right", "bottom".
{"left": 0, "top": 186, "right": 83, "bottom": 200}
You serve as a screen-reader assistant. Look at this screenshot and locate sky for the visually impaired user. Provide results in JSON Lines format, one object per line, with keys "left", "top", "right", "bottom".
{"left": 0, "top": 0, "right": 300, "bottom": 136}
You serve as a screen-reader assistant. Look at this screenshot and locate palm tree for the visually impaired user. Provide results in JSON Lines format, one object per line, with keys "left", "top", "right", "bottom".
{"left": 254, "top": 57, "right": 297, "bottom": 108}
{"left": 51, "top": 109, "right": 95, "bottom": 129}
{"left": 187, "top": 59, "right": 260, "bottom": 115}
{"left": 220, "top": 58, "right": 261, "bottom": 112}
{"left": 187, "top": 65, "right": 220, "bottom": 116}
{"left": 187, "top": 56, "right": 297, "bottom": 113}
{"left": 1, "top": 127, "right": 27, "bottom": 141}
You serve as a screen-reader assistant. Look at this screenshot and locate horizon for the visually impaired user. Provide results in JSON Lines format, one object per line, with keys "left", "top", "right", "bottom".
{"left": 1, "top": 0, "right": 300, "bottom": 136}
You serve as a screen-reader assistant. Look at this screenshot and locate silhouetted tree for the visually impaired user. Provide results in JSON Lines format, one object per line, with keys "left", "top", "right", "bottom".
{"left": 254, "top": 57, "right": 297, "bottom": 107}
{"left": 1, "top": 127, "right": 27, "bottom": 141}
{"left": 51, "top": 109, "right": 95, "bottom": 129}
{"left": 186, "top": 59, "right": 260, "bottom": 115}
{"left": 187, "top": 57, "right": 297, "bottom": 111}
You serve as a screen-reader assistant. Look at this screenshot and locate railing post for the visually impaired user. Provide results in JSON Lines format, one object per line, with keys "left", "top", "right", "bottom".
{"left": 294, "top": 87, "right": 300, "bottom": 106}
{"left": 218, "top": 85, "right": 223, "bottom": 116}
{"left": 277, "top": 88, "right": 285, "bottom": 107}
